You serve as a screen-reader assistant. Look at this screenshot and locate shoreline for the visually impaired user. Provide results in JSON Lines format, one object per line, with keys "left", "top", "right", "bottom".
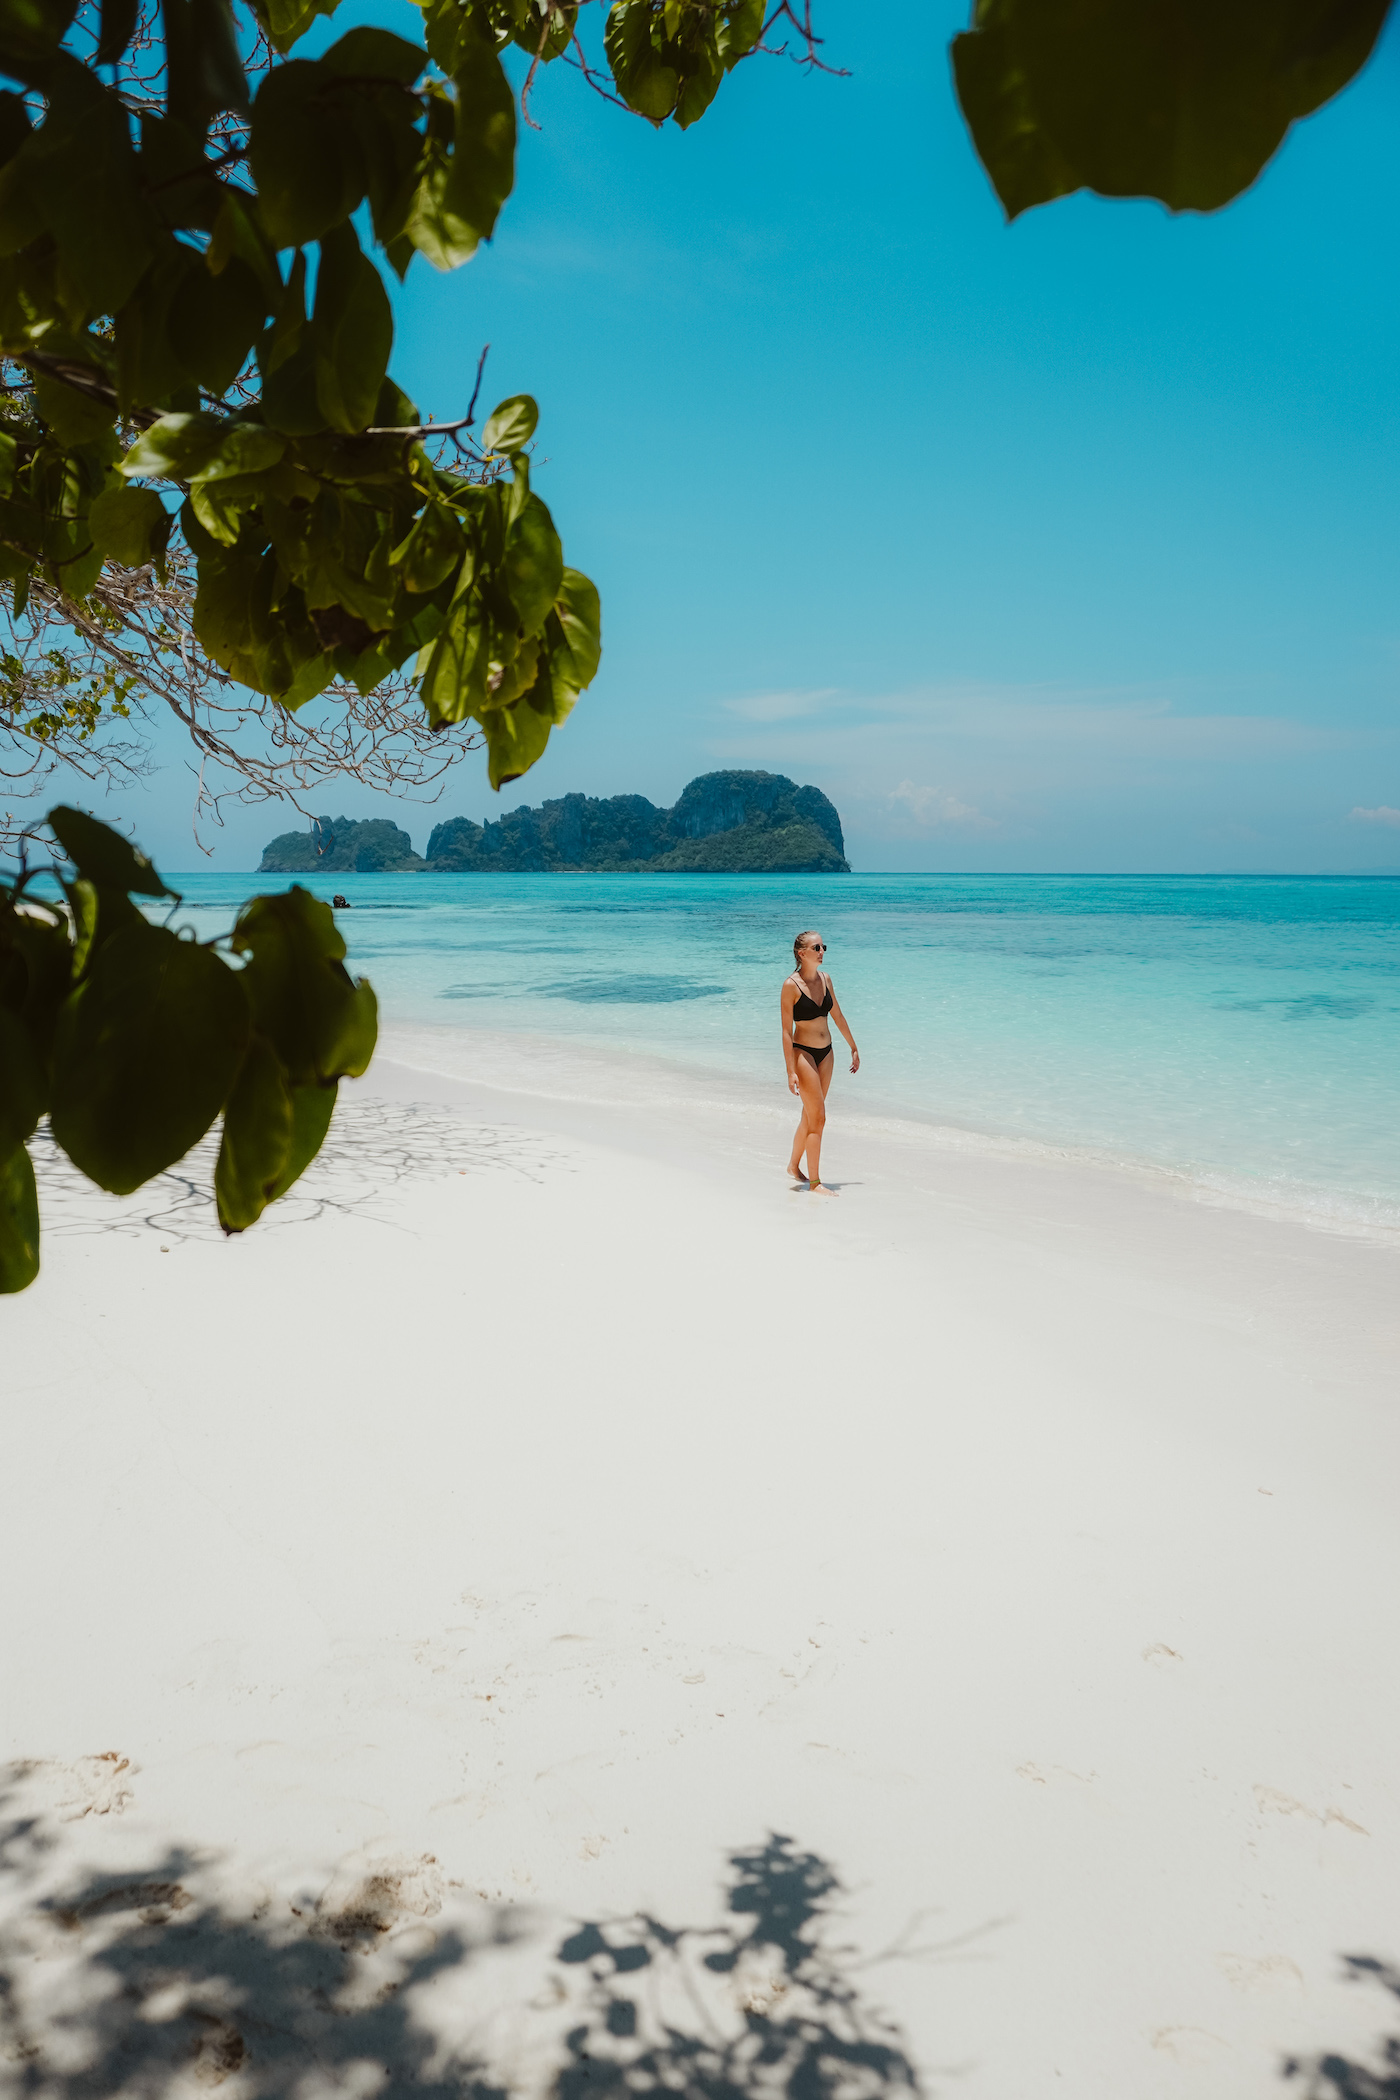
{"left": 6, "top": 1056, "right": 1400, "bottom": 2096}
{"left": 380, "top": 1018, "right": 1400, "bottom": 1249}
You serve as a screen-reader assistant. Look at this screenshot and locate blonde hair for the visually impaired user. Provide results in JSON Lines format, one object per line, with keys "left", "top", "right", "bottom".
{"left": 793, "top": 930, "right": 821, "bottom": 967}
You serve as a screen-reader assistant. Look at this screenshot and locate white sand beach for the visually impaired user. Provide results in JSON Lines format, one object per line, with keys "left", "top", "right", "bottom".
{"left": 5, "top": 1053, "right": 1400, "bottom": 2097}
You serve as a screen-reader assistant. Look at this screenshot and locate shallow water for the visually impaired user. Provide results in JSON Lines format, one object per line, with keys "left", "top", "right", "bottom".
{"left": 166, "top": 868, "right": 1400, "bottom": 1232}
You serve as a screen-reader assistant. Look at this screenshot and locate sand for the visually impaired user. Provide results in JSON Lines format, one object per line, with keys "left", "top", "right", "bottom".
{"left": 4, "top": 1049, "right": 1399, "bottom": 2098}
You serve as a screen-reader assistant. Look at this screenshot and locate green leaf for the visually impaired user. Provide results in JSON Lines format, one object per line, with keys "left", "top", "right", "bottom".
{"left": 951, "top": 0, "right": 1394, "bottom": 218}
{"left": 248, "top": 59, "right": 364, "bottom": 249}
{"left": 214, "top": 1030, "right": 292, "bottom": 1231}
{"left": 406, "top": 40, "right": 515, "bottom": 270}
{"left": 313, "top": 221, "right": 393, "bottom": 434}
{"left": 163, "top": 0, "right": 249, "bottom": 132}
{"left": 230, "top": 886, "right": 377, "bottom": 1085}
{"left": 321, "top": 24, "right": 427, "bottom": 83}
{"left": 422, "top": 0, "right": 465, "bottom": 74}
{"left": 389, "top": 498, "right": 463, "bottom": 593}
{"left": 96, "top": 0, "right": 140, "bottom": 65}
{"left": 674, "top": 41, "right": 722, "bottom": 131}
{"left": 0, "top": 91, "right": 32, "bottom": 167}
{"left": 137, "top": 112, "right": 222, "bottom": 232}
{"left": 259, "top": 331, "right": 325, "bottom": 436}
{"left": 88, "top": 483, "right": 172, "bottom": 567}
{"left": 255, "top": 0, "right": 339, "bottom": 56}
{"left": 547, "top": 565, "right": 602, "bottom": 706}
{"left": 0, "top": 1003, "right": 44, "bottom": 1150}
{"left": 24, "top": 65, "right": 156, "bottom": 315}
{"left": 192, "top": 544, "right": 277, "bottom": 686}
{"left": 605, "top": 3, "right": 680, "bottom": 122}
{"left": 506, "top": 0, "right": 578, "bottom": 60}
{"left": 271, "top": 1080, "right": 336, "bottom": 1198}
{"left": 115, "top": 248, "right": 195, "bottom": 413}
{"left": 189, "top": 478, "right": 251, "bottom": 545}
{"left": 50, "top": 920, "right": 251, "bottom": 1194}
{"left": 417, "top": 593, "right": 490, "bottom": 725}
{"left": 717, "top": 0, "right": 763, "bottom": 67}
{"left": 503, "top": 490, "right": 563, "bottom": 632}
{"left": 30, "top": 370, "right": 115, "bottom": 447}
{"left": 168, "top": 253, "right": 268, "bottom": 393}
{"left": 0, "top": 898, "right": 74, "bottom": 1064}
{"left": 0, "top": 1143, "right": 38, "bottom": 1294}
{"left": 120, "top": 410, "right": 224, "bottom": 478}
{"left": 481, "top": 393, "right": 537, "bottom": 454}
{"left": 206, "top": 187, "right": 279, "bottom": 294}
{"left": 68, "top": 879, "right": 142, "bottom": 976}
{"left": 48, "top": 805, "right": 175, "bottom": 898}
{"left": 0, "top": 0, "right": 77, "bottom": 89}
{"left": 482, "top": 693, "right": 553, "bottom": 788}
{"left": 120, "top": 411, "right": 285, "bottom": 483}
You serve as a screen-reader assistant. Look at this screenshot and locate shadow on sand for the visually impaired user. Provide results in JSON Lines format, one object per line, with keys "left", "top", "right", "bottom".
{"left": 0, "top": 1821, "right": 925, "bottom": 2100}
{"left": 1285, "top": 1959, "right": 1400, "bottom": 2099}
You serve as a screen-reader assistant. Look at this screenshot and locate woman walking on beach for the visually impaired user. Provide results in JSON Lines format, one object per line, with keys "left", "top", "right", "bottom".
{"left": 783, "top": 930, "right": 859, "bottom": 1195}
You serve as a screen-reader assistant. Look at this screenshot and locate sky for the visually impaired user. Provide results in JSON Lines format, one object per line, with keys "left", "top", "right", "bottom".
{"left": 42, "top": 2, "right": 1400, "bottom": 872}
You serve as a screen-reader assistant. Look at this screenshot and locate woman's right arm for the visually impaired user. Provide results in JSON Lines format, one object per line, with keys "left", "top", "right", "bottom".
{"left": 780, "top": 980, "right": 799, "bottom": 1094}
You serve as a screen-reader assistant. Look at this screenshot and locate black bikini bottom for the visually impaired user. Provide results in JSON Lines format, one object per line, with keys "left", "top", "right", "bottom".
{"left": 796, "top": 1041, "right": 832, "bottom": 1068}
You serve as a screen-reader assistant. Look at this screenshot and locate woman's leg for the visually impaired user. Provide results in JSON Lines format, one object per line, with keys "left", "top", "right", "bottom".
{"left": 788, "top": 1078, "right": 811, "bottom": 1177}
{"left": 791, "top": 1052, "right": 827, "bottom": 1186}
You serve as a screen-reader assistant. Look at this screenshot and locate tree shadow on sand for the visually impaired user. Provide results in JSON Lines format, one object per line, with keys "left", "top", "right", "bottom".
{"left": 1284, "top": 1959, "right": 1400, "bottom": 2099}
{"left": 0, "top": 1817, "right": 925, "bottom": 2100}
{"left": 552, "top": 1835, "right": 921, "bottom": 2100}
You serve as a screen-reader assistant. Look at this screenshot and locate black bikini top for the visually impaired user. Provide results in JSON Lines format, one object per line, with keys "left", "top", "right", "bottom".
{"left": 791, "top": 973, "right": 832, "bottom": 1021}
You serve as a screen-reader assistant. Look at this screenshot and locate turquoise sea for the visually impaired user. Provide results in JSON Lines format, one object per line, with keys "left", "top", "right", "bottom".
{"left": 169, "top": 869, "right": 1400, "bottom": 1234}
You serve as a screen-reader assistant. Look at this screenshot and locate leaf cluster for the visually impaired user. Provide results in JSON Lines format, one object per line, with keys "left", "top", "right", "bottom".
{"left": 952, "top": 0, "right": 1393, "bottom": 218}
{"left": 0, "top": 0, "right": 793, "bottom": 805}
{"left": 0, "top": 545, "right": 490, "bottom": 855}
{"left": 0, "top": 0, "right": 644, "bottom": 791}
{"left": 604, "top": 0, "right": 764, "bottom": 127}
{"left": 0, "top": 802, "right": 376, "bottom": 1291}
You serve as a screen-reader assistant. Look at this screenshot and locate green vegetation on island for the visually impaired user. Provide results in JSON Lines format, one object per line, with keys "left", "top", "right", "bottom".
{"left": 258, "top": 818, "right": 424, "bottom": 873}
{"left": 259, "top": 771, "right": 849, "bottom": 875}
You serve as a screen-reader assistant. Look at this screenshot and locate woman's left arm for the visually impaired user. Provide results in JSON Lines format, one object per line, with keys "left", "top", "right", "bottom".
{"left": 828, "top": 980, "right": 860, "bottom": 1073}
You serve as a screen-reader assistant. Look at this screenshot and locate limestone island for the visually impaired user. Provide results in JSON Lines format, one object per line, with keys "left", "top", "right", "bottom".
{"left": 258, "top": 770, "right": 849, "bottom": 875}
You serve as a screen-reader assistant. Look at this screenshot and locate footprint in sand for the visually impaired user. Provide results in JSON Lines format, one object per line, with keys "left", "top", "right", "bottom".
{"left": 52, "top": 1881, "right": 191, "bottom": 1932}
{"left": 1217, "top": 1952, "right": 1304, "bottom": 1994}
{"left": 311, "top": 1851, "right": 445, "bottom": 1948}
{"left": 1252, "top": 1784, "right": 1368, "bottom": 1835}
{"left": 3, "top": 1751, "right": 135, "bottom": 1822}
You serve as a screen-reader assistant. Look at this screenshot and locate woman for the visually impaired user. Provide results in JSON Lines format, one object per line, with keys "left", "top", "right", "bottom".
{"left": 781, "top": 930, "right": 859, "bottom": 1195}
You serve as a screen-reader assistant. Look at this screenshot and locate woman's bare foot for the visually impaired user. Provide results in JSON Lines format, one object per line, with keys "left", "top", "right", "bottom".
{"left": 788, "top": 1163, "right": 808, "bottom": 1181}
{"left": 809, "top": 1181, "right": 838, "bottom": 1197}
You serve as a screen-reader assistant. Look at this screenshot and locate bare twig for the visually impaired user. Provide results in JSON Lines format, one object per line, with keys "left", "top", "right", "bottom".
{"left": 0, "top": 548, "right": 484, "bottom": 857}
{"left": 758, "top": 0, "right": 849, "bottom": 75}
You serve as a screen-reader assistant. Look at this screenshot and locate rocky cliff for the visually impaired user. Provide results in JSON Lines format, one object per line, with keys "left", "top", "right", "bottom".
{"left": 259, "top": 773, "right": 848, "bottom": 875}
{"left": 258, "top": 816, "right": 424, "bottom": 874}
{"left": 424, "top": 771, "right": 848, "bottom": 873}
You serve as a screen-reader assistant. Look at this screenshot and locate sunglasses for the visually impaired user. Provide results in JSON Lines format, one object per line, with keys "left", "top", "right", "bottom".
{"left": 805, "top": 942, "right": 826, "bottom": 952}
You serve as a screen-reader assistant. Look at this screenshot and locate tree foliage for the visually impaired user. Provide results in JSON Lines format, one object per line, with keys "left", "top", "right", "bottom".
{"left": 1, "top": 802, "right": 376, "bottom": 1289}
{"left": 952, "top": 0, "right": 1393, "bottom": 219}
{"left": 0, "top": 1, "right": 834, "bottom": 1290}
{"left": 1, "top": 538, "right": 493, "bottom": 839}
{"left": 0, "top": 0, "right": 816, "bottom": 829}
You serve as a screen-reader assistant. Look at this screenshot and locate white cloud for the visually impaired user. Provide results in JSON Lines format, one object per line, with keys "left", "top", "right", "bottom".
{"left": 1347, "top": 805, "right": 1400, "bottom": 827}
{"left": 859, "top": 684, "right": 1348, "bottom": 760}
{"left": 719, "top": 687, "right": 836, "bottom": 723}
{"left": 888, "top": 781, "right": 996, "bottom": 829}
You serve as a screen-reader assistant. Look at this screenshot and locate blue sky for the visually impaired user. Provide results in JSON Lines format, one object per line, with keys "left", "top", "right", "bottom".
{"left": 65, "top": 2, "right": 1400, "bottom": 870}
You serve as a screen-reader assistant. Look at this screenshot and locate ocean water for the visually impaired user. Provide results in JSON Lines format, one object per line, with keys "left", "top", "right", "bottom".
{"left": 166, "top": 869, "right": 1400, "bottom": 1234}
